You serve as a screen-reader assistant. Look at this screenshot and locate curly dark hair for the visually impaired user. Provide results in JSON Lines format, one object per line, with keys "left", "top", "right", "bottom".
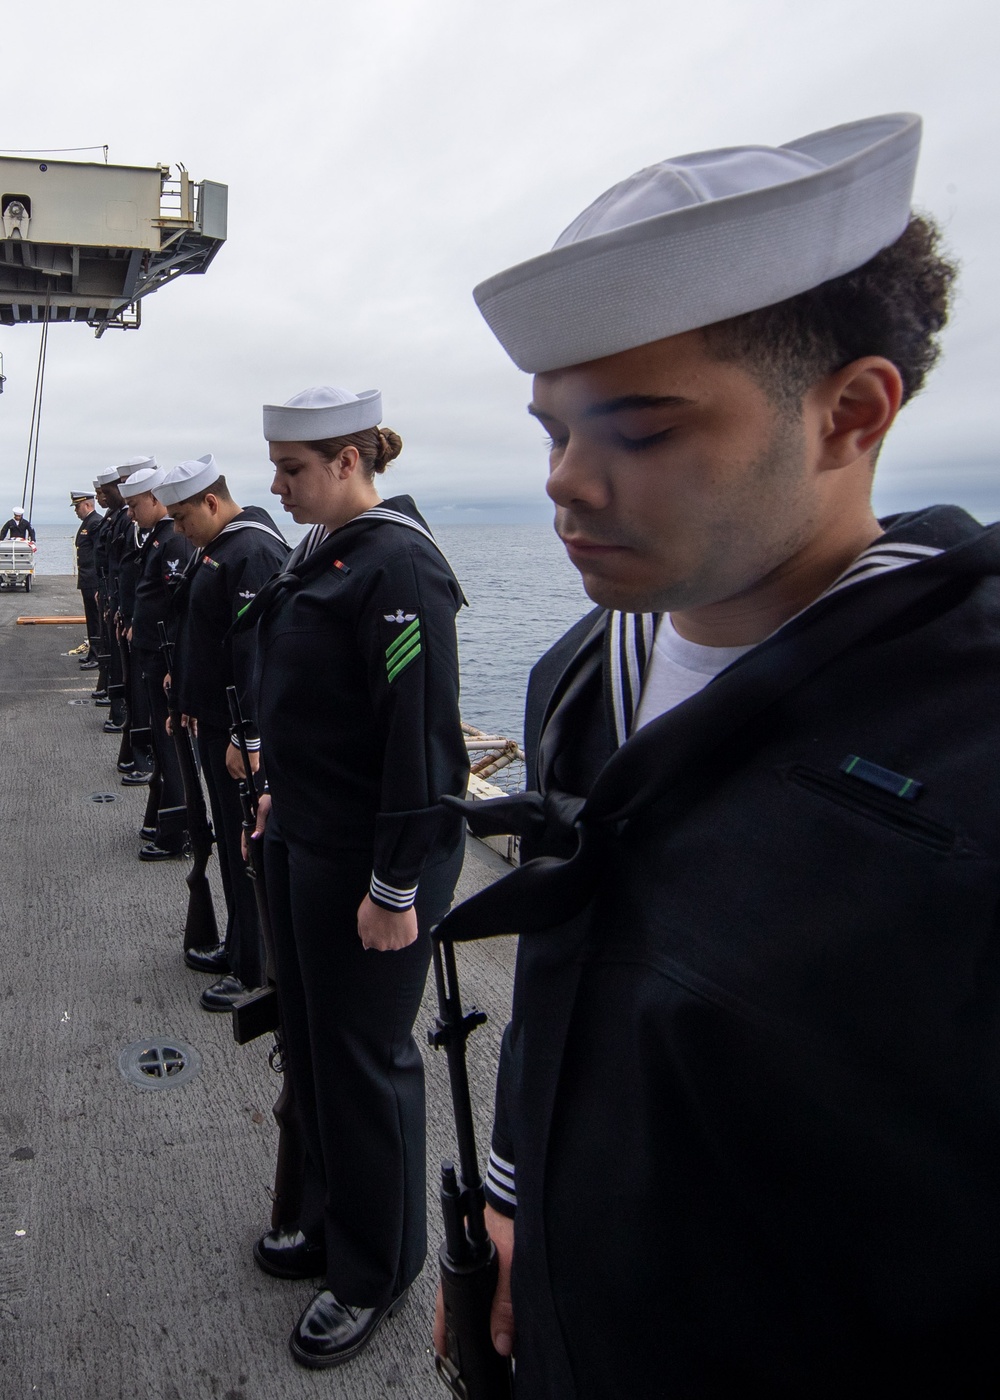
{"left": 704, "top": 215, "right": 957, "bottom": 410}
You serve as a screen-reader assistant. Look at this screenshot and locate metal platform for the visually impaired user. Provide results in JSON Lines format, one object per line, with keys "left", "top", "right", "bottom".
{"left": 1, "top": 157, "right": 227, "bottom": 334}
{"left": 0, "top": 576, "right": 516, "bottom": 1400}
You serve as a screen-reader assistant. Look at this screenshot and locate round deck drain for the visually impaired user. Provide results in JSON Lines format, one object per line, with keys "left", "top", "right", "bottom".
{"left": 118, "top": 1038, "right": 202, "bottom": 1091}
{"left": 68, "top": 698, "right": 91, "bottom": 706}
{"left": 90, "top": 792, "right": 117, "bottom": 803}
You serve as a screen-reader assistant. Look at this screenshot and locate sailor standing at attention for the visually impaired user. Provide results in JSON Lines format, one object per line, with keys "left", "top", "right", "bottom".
{"left": 88, "top": 475, "right": 118, "bottom": 706}
{"left": 156, "top": 456, "right": 289, "bottom": 1005}
{"left": 433, "top": 114, "right": 1000, "bottom": 1395}
{"left": 94, "top": 467, "right": 134, "bottom": 734}
{"left": 119, "top": 465, "right": 196, "bottom": 854}
{"left": 237, "top": 387, "right": 468, "bottom": 1369}
{"left": 71, "top": 490, "right": 103, "bottom": 670}
{"left": 114, "top": 457, "right": 158, "bottom": 780}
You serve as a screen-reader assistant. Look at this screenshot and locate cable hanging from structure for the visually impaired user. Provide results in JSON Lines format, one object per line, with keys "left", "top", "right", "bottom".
{"left": 0, "top": 145, "right": 109, "bottom": 162}
{"left": 21, "top": 297, "right": 52, "bottom": 521}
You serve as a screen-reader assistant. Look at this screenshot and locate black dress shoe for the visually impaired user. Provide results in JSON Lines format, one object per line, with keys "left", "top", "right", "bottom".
{"left": 139, "top": 824, "right": 157, "bottom": 840}
{"left": 254, "top": 1229, "right": 327, "bottom": 1280}
{"left": 200, "top": 974, "right": 249, "bottom": 1011}
{"left": 138, "top": 840, "right": 185, "bottom": 862}
{"left": 121, "top": 770, "right": 153, "bottom": 786}
{"left": 80, "top": 658, "right": 100, "bottom": 671}
{"left": 184, "top": 943, "right": 230, "bottom": 974}
{"left": 289, "top": 1287, "right": 408, "bottom": 1369}
{"left": 103, "top": 718, "right": 125, "bottom": 734}
{"left": 93, "top": 693, "right": 111, "bottom": 706}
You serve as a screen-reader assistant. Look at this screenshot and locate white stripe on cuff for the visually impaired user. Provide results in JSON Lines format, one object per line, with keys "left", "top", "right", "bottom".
{"left": 370, "top": 873, "right": 418, "bottom": 911}
{"left": 486, "top": 1149, "right": 517, "bottom": 1207}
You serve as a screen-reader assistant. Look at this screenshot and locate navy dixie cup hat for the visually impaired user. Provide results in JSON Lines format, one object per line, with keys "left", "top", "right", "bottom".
{"left": 473, "top": 113, "right": 922, "bottom": 373}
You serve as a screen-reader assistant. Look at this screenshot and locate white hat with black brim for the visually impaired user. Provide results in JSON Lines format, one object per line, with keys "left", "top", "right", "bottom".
{"left": 120, "top": 466, "right": 167, "bottom": 499}
{"left": 96, "top": 468, "right": 121, "bottom": 487}
{"left": 473, "top": 113, "right": 922, "bottom": 374}
{"left": 155, "top": 455, "right": 220, "bottom": 507}
{"left": 262, "top": 386, "right": 382, "bottom": 442}
{"left": 70, "top": 490, "right": 96, "bottom": 502}
{"left": 118, "top": 455, "right": 156, "bottom": 481}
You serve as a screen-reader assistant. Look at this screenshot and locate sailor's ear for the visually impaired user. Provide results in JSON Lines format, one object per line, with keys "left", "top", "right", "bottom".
{"left": 808, "top": 356, "right": 904, "bottom": 470}
{"left": 336, "top": 445, "right": 361, "bottom": 478}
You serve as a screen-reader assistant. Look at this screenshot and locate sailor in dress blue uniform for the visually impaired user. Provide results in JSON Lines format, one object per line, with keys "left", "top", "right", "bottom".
{"left": 157, "top": 455, "right": 289, "bottom": 1005}
{"left": 242, "top": 387, "right": 468, "bottom": 1369}
{"left": 71, "top": 490, "right": 103, "bottom": 667}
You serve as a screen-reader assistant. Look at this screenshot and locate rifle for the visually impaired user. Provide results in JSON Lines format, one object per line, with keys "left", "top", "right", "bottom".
{"left": 95, "top": 573, "right": 113, "bottom": 696}
{"left": 225, "top": 684, "right": 304, "bottom": 1229}
{"left": 115, "top": 620, "right": 134, "bottom": 769}
{"left": 157, "top": 621, "right": 219, "bottom": 953}
{"left": 429, "top": 933, "right": 514, "bottom": 1400}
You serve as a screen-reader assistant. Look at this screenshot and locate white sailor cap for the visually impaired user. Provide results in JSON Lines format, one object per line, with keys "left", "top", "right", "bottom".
{"left": 96, "top": 468, "right": 121, "bottom": 487}
{"left": 120, "top": 466, "right": 168, "bottom": 499}
{"left": 474, "top": 113, "right": 922, "bottom": 373}
{"left": 118, "top": 454, "right": 156, "bottom": 481}
{"left": 154, "top": 455, "right": 220, "bottom": 506}
{"left": 262, "top": 386, "right": 382, "bottom": 442}
{"left": 70, "top": 490, "right": 95, "bottom": 502}
{"left": 11, "top": 505, "right": 24, "bottom": 514}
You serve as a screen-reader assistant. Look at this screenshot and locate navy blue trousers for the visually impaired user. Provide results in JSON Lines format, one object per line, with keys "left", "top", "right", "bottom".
{"left": 263, "top": 821, "right": 463, "bottom": 1306}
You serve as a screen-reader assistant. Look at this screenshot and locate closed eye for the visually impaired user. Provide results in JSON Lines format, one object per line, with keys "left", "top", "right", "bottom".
{"left": 615, "top": 428, "right": 675, "bottom": 451}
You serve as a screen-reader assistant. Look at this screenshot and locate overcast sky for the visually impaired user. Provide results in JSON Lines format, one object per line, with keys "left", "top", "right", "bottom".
{"left": 1, "top": 0, "right": 997, "bottom": 524}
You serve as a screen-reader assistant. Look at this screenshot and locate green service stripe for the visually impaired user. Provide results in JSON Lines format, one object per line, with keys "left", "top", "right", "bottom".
{"left": 387, "top": 639, "right": 421, "bottom": 683}
{"left": 386, "top": 617, "right": 420, "bottom": 661}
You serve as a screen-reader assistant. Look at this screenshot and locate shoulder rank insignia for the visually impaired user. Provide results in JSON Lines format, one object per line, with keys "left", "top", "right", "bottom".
{"left": 384, "top": 610, "right": 417, "bottom": 624}
{"left": 385, "top": 615, "right": 421, "bottom": 683}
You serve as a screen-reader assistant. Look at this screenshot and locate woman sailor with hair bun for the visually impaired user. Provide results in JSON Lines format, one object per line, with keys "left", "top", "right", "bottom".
{"left": 238, "top": 386, "right": 468, "bottom": 1369}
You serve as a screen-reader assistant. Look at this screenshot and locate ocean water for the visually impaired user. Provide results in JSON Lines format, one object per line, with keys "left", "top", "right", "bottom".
{"left": 30, "top": 521, "right": 590, "bottom": 744}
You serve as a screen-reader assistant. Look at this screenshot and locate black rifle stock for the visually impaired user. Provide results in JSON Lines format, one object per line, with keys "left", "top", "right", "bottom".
{"left": 157, "top": 621, "right": 219, "bottom": 952}
{"left": 115, "top": 621, "right": 134, "bottom": 769}
{"left": 95, "top": 572, "right": 112, "bottom": 694}
{"left": 429, "top": 934, "right": 514, "bottom": 1400}
{"left": 225, "top": 684, "right": 304, "bottom": 1230}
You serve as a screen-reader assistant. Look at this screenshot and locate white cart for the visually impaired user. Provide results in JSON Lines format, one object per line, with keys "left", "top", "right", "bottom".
{"left": 0, "top": 540, "right": 35, "bottom": 591}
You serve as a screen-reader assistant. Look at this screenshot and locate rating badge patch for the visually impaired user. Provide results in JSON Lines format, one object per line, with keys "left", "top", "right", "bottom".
{"left": 385, "top": 615, "right": 421, "bottom": 683}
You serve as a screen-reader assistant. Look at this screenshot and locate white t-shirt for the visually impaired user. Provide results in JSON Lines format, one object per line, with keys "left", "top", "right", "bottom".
{"left": 632, "top": 617, "right": 755, "bottom": 733}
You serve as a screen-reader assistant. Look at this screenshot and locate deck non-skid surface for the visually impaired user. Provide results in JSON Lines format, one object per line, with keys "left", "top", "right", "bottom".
{"left": 0, "top": 577, "right": 516, "bottom": 1400}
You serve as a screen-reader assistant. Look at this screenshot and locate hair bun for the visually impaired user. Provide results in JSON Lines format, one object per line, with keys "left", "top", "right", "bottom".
{"left": 373, "top": 427, "right": 403, "bottom": 474}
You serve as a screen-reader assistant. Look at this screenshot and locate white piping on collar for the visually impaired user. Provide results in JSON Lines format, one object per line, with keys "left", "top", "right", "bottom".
{"left": 215, "top": 518, "right": 287, "bottom": 546}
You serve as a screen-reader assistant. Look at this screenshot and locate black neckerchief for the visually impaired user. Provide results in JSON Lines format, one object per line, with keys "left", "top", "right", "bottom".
{"left": 228, "top": 530, "right": 352, "bottom": 636}
{"left": 229, "top": 498, "right": 450, "bottom": 636}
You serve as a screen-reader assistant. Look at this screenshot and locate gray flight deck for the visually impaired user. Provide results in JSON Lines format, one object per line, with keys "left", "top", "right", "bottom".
{"left": 0, "top": 576, "right": 516, "bottom": 1400}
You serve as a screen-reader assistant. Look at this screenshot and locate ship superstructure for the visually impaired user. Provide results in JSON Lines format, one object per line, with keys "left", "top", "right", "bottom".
{"left": 0, "top": 155, "right": 227, "bottom": 335}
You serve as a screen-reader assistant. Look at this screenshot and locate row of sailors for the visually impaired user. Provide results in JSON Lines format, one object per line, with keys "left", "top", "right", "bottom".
{"left": 73, "top": 452, "right": 289, "bottom": 1004}
{"left": 68, "top": 389, "right": 469, "bottom": 1372}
